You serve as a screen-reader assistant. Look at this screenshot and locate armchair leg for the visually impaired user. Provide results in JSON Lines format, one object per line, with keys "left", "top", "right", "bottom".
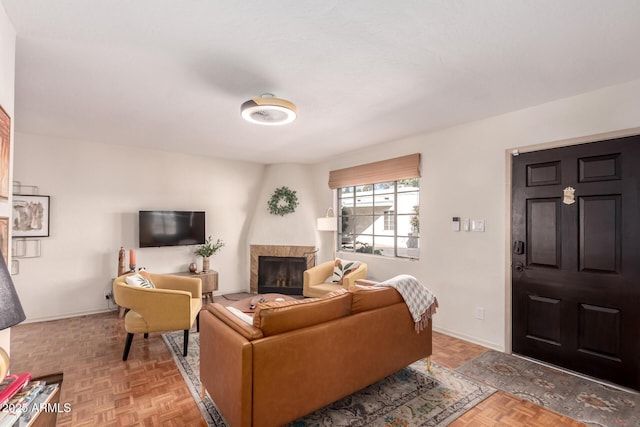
{"left": 196, "top": 313, "right": 200, "bottom": 332}
{"left": 123, "top": 333, "right": 134, "bottom": 361}
{"left": 144, "top": 333, "right": 149, "bottom": 339}
{"left": 183, "top": 329, "right": 189, "bottom": 357}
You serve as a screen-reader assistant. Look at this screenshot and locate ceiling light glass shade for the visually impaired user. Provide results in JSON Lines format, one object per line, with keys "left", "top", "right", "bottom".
{"left": 241, "top": 97, "right": 297, "bottom": 125}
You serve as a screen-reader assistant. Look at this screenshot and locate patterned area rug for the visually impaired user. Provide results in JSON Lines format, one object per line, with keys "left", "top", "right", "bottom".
{"left": 457, "top": 350, "right": 640, "bottom": 427}
{"left": 162, "top": 331, "right": 496, "bottom": 426}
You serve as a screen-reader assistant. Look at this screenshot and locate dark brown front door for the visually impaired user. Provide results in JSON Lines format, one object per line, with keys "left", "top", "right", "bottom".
{"left": 511, "top": 135, "right": 640, "bottom": 390}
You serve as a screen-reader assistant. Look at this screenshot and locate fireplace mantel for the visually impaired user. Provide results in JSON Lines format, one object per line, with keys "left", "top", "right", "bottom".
{"left": 250, "top": 245, "right": 316, "bottom": 294}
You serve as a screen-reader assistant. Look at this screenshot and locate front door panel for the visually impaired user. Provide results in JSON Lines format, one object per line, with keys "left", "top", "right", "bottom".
{"left": 511, "top": 135, "right": 640, "bottom": 390}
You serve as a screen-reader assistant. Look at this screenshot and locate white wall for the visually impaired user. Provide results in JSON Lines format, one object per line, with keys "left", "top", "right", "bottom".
{"left": 0, "top": 2, "right": 15, "bottom": 353}
{"left": 247, "top": 163, "right": 319, "bottom": 247}
{"left": 12, "top": 132, "right": 264, "bottom": 321}
{"left": 313, "top": 78, "right": 640, "bottom": 350}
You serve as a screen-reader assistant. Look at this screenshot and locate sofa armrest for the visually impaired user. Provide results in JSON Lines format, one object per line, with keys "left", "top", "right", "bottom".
{"left": 206, "top": 304, "right": 264, "bottom": 341}
{"left": 200, "top": 309, "right": 254, "bottom": 427}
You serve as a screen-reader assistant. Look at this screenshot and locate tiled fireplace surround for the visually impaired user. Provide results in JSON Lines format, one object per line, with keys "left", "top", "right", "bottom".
{"left": 249, "top": 245, "right": 316, "bottom": 294}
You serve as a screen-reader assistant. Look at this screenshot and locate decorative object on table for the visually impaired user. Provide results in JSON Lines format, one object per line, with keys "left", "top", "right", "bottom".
{"left": 0, "top": 105, "right": 10, "bottom": 200}
{"left": 188, "top": 262, "right": 197, "bottom": 273}
{"left": 12, "top": 195, "right": 50, "bottom": 237}
{"left": 129, "top": 249, "right": 136, "bottom": 272}
{"left": 267, "top": 186, "right": 298, "bottom": 216}
{"left": 0, "top": 248, "right": 27, "bottom": 381}
{"left": 194, "top": 235, "right": 224, "bottom": 272}
{"left": 117, "top": 247, "right": 127, "bottom": 276}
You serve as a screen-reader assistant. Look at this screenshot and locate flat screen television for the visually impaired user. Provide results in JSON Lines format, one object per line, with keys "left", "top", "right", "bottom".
{"left": 139, "top": 210, "right": 206, "bottom": 248}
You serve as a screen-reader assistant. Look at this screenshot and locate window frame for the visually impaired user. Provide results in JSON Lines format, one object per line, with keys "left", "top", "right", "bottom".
{"left": 337, "top": 179, "right": 420, "bottom": 260}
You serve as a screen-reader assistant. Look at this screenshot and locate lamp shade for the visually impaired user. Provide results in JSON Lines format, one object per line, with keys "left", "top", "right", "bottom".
{"left": 317, "top": 217, "right": 337, "bottom": 232}
{"left": 0, "top": 250, "right": 25, "bottom": 331}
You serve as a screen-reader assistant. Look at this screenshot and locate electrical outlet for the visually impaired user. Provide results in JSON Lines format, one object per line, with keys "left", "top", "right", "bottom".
{"left": 104, "top": 291, "right": 112, "bottom": 301}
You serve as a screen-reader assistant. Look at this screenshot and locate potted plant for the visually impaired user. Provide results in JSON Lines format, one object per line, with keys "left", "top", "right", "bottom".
{"left": 194, "top": 236, "right": 225, "bottom": 272}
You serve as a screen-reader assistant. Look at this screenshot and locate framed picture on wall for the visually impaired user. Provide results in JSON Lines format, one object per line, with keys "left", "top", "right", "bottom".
{"left": 13, "top": 195, "right": 50, "bottom": 237}
{"left": 0, "top": 105, "right": 10, "bottom": 200}
{"left": 0, "top": 217, "right": 8, "bottom": 264}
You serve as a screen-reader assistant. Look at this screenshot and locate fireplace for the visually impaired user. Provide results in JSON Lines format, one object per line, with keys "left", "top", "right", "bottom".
{"left": 258, "top": 256, "right": 306, "bottom": 295}
{"left": 250, "top": 245, "right": 316, "bottom": 294}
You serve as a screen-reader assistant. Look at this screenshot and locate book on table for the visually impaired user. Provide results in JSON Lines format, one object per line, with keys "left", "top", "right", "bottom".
{"left": 0, "top": 373, "right": 31, "bottom": 406}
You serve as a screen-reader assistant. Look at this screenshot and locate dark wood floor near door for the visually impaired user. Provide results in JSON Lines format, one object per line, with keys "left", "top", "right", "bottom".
{"left": 10, "top": 309, "right": 583, "bottom": 426}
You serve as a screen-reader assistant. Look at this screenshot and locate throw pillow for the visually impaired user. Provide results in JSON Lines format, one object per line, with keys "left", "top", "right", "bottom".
{"left": 125, "top": 273, "right": 155, "bottom": 288}
{"left": 325, "top": 259, "right": 360, "bottom": 285}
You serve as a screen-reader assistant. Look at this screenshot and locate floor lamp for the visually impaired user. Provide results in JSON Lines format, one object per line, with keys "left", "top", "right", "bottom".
{"left": 317, "top": 208, "right": 338, "bottom": 260}
{"left": 0, "top": 249, "right": 26, "bottom": 381}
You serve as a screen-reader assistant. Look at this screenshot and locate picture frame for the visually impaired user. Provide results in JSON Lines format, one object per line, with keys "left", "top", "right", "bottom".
{"left": 0, "top": 105, "right": 10, "bottom": 200}
{"left": 0, "top": 217, "right": 8, "bottom": 264}
{"left": 13, "top": 195, "right": 50, "bottom": 237}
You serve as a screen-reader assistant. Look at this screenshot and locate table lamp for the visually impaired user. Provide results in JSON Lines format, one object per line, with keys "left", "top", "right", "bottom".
{"left": 0, "top": 249, "right": 26, "bottom": 381}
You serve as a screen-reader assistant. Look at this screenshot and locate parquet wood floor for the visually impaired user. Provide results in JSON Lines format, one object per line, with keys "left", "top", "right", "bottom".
{"left": 10, "top": 307, "right": 584, "bottom": 426}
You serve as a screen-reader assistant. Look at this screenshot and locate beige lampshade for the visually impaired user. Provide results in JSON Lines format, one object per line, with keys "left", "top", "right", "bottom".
{"left": 317, "top": 217, "right": 337, "bottom": 231}
{"left": 0, "top": 347, "right": 8, "bottom": 380}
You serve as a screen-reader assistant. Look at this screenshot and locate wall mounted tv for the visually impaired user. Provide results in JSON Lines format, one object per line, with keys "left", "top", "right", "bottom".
{"left": 139, "top": 210, "right": 206, "bottom": 248}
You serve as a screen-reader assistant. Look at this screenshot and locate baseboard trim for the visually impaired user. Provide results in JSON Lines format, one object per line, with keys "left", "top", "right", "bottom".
{"left": 433, "top": 326, "right": 504, "bottom": 352}
{"left": 23, "top": 308, "right": 118, "bottom": 324}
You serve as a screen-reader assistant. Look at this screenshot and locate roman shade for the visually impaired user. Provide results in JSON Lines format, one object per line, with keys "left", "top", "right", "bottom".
{"left": 328, "top": 153, "right": 421, "bottom": 189}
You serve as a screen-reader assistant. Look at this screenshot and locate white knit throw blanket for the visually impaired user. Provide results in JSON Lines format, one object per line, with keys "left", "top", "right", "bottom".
{"left": 374, "top": 274, "right": 438, "bottom": 332}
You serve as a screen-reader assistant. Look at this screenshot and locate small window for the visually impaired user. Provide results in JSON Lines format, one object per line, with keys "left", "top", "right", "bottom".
{"left": 384, "top": 210, "right": 394, "bottom": 230}
{"left": 338, "top": 179, "right": 419, "bottom": 259}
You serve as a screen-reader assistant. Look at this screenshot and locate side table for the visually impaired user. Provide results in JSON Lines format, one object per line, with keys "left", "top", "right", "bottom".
{"left": 173, "top": 270, "right": 218, "bottom": 302}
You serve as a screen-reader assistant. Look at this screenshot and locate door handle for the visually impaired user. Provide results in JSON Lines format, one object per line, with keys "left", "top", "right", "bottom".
{"left": 514, "top": 262, "right": 531, "bottom": 272}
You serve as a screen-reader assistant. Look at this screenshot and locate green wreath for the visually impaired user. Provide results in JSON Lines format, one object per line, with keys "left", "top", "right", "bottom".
{"left": 268, "top": 186, "right": 299, "bottom": 216}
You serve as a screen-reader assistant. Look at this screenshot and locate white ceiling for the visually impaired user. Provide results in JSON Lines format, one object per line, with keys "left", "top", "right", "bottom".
{"left": 3, "top": 1, "right": 640, "bottom": 164}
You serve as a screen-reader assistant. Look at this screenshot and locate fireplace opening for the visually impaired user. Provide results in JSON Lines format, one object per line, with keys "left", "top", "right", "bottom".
{"left": 258, "top": 256, "right": 306, "bottom": 295}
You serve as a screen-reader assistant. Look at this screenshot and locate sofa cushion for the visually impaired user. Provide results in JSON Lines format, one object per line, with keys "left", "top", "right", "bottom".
{"left": 325, "top": 259, "right": 360, "bottom": 284}
{"left": 253, "top": 289, "right": 353, "bottom": 336}
{"left": 349, "top": 285, "right": 404, "bottom": 314}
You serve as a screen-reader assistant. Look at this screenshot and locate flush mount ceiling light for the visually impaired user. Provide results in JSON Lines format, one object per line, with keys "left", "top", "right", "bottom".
{"left": 241, "top": 94, "right": 297, "bottom": 126}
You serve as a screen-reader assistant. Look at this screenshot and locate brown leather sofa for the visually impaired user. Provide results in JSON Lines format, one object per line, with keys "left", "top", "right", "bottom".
{"left": 200, "top": 286, "right": 432, "bottom": 427}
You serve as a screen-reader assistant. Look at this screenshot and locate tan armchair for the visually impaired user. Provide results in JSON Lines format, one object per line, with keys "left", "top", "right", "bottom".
{"left": 303, "top": 260, "right": 368, "bottom": 298}
{"left": 113, "top": 272, "right": 202, "bottom": 361}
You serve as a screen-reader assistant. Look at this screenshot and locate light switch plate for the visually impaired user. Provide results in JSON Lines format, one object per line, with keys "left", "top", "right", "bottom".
{"left": 471, "top": 219, "right": 485, "bottom": 232}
